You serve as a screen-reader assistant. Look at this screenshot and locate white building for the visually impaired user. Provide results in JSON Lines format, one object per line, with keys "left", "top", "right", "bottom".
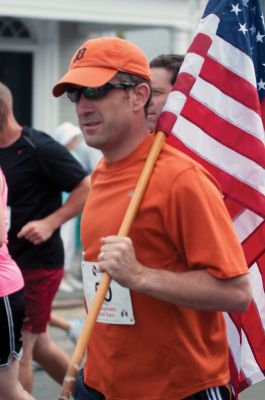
{"left": 0, "top": 0, "right": 207, "bottom": 132}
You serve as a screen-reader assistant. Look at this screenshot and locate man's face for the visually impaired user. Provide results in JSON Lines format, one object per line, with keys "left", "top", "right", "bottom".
{"left": 147, "top": 67, "right": 173, "bottom": 131}
{"left": 75, "top": 80, "right": 137, "bottom": 161}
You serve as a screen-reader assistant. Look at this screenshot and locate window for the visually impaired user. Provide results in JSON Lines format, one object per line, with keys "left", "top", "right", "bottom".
{"left": 0, "top": 17, "right": 30, "bottom": 38}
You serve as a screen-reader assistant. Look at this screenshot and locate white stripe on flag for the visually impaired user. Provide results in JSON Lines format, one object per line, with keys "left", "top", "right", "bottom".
{"left": 162, "top": 91, "right": 187, "bottom": 115}
{"left": 197, "top": 13, "right": 219, "bottom": 37}
{"left": 208, "top": 35, "right": 257, "bottom": 87}
{"left": 224, "top": 313, "right": 241, "bottom": 374}
{"left": 177, "top": 52, "right": 204, "bottom": 80}
{"left": 241, "top": 330, "right": 263, "bottom": 384}
{"left": 172, "top": 116, "right": 265, "bottom": 194}
{"left": 191, "top": 78, "right": 264, "bottom": 140}
{"left": 249, "top": 263, "right": 265, "bottom": 331}
{"left": 233, "top": 210, "right": 264, "bottom": 242}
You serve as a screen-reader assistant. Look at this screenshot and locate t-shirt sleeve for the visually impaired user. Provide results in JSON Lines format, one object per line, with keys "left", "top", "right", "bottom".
{"left": 35, "top": 132, "right": 88, "bottom": 192}
{"left": 165, "top": 165, "right": 248, "bottom": 279}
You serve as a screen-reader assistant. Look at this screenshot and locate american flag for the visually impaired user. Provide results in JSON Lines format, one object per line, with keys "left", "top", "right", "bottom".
{"left": 157, "top": 0, "right": 265, "bottom": 396}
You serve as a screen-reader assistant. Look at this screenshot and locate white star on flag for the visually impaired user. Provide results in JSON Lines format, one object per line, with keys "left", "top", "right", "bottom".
{"left": 231, "top": 3, "right": 242, "bottom": 15}
{"left": 256, "top": 30, "right": 265, "bottom": 42}
{"left": 238, "top": 22, "right": 248, "bottom": 34}
{"left": 258, "top": 78, "right": 265, "bottom": 90}
{"left": 249, "top": 24, "right": 257, "bottom": 34}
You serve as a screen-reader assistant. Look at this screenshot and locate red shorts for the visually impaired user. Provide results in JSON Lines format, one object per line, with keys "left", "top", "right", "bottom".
{"left": 22, "top": 267, "right": 64, "bottom": 333}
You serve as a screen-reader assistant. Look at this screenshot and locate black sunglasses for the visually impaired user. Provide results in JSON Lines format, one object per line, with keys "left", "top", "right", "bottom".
{"left": 66, "top": 82, "right": 137, "bottom": 103}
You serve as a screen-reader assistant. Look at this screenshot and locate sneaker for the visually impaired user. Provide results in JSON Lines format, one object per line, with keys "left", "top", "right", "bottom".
{"left": 67, "top": 318, "right": 84, "bottom": 343}
{"left": 67, "top": 274, "right": 83, "bottom": 290}
{"left": 59, "top": 277, "right": 74, "bottom": 293}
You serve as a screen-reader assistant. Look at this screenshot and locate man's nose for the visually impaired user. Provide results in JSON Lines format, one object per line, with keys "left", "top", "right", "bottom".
{"left": 76, "top": 94, "right": 94, "bottom": 113}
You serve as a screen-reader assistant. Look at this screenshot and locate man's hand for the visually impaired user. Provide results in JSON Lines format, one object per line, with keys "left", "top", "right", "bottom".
{"left": 17, "top": 219, "right": 54, "bottom": 245}
{"left": 98, "top": 236, "right": 144, "bottom": 290}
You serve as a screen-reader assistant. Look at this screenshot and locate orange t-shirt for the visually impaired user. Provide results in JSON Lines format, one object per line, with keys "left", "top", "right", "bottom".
{"left": 81, "top": 134, "right": 248, "bottom": 400}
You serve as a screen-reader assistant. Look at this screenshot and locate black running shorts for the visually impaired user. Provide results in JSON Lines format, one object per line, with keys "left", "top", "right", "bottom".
{"left": 0, "top": 289, "right": 25, "bottom": 368}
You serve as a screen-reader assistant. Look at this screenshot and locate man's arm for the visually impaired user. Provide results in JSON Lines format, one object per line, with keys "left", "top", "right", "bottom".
{"left": 98, "top": 236, "right": 252, "bottom": 313}
{"left": 17, "top": 176, "right": 90, "bottom": 245}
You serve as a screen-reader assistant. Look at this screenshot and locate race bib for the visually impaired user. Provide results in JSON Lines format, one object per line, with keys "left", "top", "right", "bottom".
{"left": 82, "top": 260, "right": 135, "bottom": 325}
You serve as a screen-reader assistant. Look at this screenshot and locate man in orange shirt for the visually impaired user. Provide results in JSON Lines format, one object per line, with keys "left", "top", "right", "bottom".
{"left": 53, "top": 36, "right": 251, "bottom": 400}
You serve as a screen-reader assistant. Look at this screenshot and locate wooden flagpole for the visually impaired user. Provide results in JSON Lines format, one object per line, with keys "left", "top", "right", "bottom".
{"left": 58, "top": 131, "right": 166, "bottom": 400}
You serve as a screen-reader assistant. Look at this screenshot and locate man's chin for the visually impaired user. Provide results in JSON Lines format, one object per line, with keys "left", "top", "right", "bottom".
{"left": 147, "top": 115, "right": 157, "bottom": 132}
{"left": 84, "top": 135, "right": 101, "bottom": 149}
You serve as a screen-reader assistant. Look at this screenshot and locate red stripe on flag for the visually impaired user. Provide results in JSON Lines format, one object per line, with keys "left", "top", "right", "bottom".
{"left": 188, "top": 33, "right": 212, "bottom": 58}
{"left": 169, "top": 33, "right": 213, "bottom": 99}
{"left": 166, "top": 132, "right": 180, "bottom": 147}
{"left": 239, "top": 373, "right": 248, "bottom": 392}
{"left": 181, "top": 96, "right": 265, "bottom": 166}
{"left": 224, "top": 198, "right": 245, "bottom": 220}
{"left": 241, "top": 301, "right": 265, "bottom": 377}
{"left": 200, "top": 57, "right": 261, "bottom": 113}
{"left": 228, "top": 311, "right": 242, "bottom": 333}
{"left": 256, "top": 253, "right": 265, "bottom": 289}
{"left": 166, "top": 135, "right": 265, "bottom": 217}
{"left": 157, "top": 112, "right": 177, "bottom": 135}
{"left": 242, "top": 222, "right": 265, "bottom": 265}
{"left": 173, "top": 72, "right": 196, "bottom": 97}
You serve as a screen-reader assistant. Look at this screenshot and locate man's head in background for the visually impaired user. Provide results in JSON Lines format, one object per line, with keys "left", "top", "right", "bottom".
{"left": 147, "top": 53, "right": 184, "bottom": 131}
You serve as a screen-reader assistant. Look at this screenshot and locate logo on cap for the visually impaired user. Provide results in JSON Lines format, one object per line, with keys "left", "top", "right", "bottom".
{"left": 73, "top": 48, "right": 87, "bottom": 62}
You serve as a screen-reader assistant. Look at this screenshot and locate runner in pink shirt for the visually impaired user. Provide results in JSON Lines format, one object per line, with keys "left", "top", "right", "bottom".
{"left": 0, "top": 168, "right": 35, "bottom": 400}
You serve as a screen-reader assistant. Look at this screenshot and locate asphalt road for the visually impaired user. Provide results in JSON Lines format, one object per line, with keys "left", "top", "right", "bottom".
{"left": 240, "top": 381, "right": 265, "bottom": 400}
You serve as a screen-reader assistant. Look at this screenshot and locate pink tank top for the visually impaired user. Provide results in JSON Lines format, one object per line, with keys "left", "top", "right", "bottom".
{"left": 0, "top": 169, "right": 24, "bottom": 297}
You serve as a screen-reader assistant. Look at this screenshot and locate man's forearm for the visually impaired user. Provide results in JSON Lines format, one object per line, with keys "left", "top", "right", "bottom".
{"left": 98, "top": 236, "right": 252, "bottom": 313}
{"left": 135, "top": 266, "right": 251, "bottom": 313}
{"left": 44, "top": 176, "right": 90, "bottom": 231}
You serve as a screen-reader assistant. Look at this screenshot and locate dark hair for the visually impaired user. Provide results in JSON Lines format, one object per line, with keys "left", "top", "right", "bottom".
{"left": 115, "top": 72, "right": 152, "bottom": 114}
{"left": 149, "top": 54, "right": 185, "bottom": 85}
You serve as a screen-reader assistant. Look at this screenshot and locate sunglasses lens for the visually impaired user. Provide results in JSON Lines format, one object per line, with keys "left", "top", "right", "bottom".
{"left": 83, "top": 86, "right": 107, "bottom": 100}
{"left": 67, "top": 89, "right": 80, "bottom": 103}
{"left": 67, "top": 83, "right": 135, "bottom": 102}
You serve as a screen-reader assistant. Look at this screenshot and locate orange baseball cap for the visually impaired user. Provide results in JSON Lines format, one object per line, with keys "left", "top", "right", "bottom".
{"left": 53, "top": 36, "right": 151, "bottom": 97}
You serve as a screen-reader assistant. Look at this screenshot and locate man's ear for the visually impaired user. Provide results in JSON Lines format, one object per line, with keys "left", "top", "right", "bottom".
{"left": 132, "top": 83, "right": 151, "bottom": 112}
